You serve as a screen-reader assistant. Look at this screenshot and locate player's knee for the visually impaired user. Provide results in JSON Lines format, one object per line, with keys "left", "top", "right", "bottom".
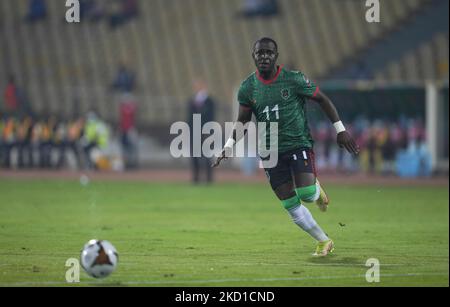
{"left": 295, "top": 185, "right": 318, "bottom": 203}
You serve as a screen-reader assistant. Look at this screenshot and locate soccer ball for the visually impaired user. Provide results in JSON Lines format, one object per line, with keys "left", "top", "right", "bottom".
{"left": 80, "top": 240, "right": 118, "bottom": 278}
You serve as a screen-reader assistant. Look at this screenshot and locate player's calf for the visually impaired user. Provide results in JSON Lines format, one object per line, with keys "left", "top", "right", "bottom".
{"left": 280, "top": 196, "right": 332, "bottom": 255}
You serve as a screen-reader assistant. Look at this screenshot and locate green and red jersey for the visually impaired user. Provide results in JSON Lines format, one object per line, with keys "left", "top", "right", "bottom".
{"left": 238, "top": 66, "right": 319, "bottom": 153}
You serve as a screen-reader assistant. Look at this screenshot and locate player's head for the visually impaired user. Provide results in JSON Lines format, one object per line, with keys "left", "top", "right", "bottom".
{"left": 252, "top": 37, "right": 279, "bottom": 74}
{"left": 193, "top": 79, "right": 207, "bottom": 93}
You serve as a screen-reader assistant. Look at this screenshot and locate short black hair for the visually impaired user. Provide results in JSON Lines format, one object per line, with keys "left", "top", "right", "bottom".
{"left": 253, "top": 37, "right": 278, "bottom": 52}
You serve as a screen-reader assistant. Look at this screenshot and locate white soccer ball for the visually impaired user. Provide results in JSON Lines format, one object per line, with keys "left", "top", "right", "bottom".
{"left": 80, "top": 240, "right": 118, "bottom": 279}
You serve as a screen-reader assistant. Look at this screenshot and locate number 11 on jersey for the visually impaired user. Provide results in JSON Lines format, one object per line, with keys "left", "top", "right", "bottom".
{"left": 263, "top": 104, "right": 279, "bottom": 121}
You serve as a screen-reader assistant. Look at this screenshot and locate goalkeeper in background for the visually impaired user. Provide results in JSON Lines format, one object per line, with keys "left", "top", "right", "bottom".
{"left": 214, "top": 38, "right": 359, "bottom": 257}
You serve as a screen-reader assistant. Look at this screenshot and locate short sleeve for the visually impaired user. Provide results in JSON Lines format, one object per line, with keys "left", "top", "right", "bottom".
{"left": 238, "top": 81, "right": 252, "bottom": 108}
{"left": 294, "top": 71, "right": 319, "bottom": 98}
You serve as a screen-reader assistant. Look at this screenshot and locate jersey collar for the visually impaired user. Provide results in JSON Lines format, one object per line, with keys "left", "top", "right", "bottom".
{"left": 256, "top": 65, "right": 283, "bottom": 85}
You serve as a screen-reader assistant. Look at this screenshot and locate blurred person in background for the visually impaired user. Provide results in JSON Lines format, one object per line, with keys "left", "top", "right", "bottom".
{"left": 80, "top": 0, "right": 105, "bottom": 23}
{"left": 57, "top": 115, "right": 85, "bottom": 169}
{"left": 187, "top": 79, "right": 216, "bottom": 184}
{"left": 119, "top": 94, "right": 138, "bottom": 170}
{"left": 391, "top": 122, "right": 408, "bottom": 152}
{"left": 53, "top": 117, "right": 68, "bottom": 169}
{"left": 4, "top": 76, "right": 20, "bottom": 116}
{"left": 112, "top": 63, "right": 136, "bottom": 94}
{"left": 407, "top": 119, "right": 431, "bottom": 176}
{"left": 395, "top": 119, "right": 431, "bottom": 177}
{"left": 240, "top": 0, "right": 279, "bottom": 18}
{"left": 4, "top": 75, "right": 32, "bottom": 118}
{"left": 109, "top": 0, "right": 139, "bottom": 29}
{"left": 0, "top": 115, "right": 4, "bottom": 167}
{"left": 1, "top": 117, "right": 16, "bottom": 169}
{"left": 38, "top": 115, "right": 56, "bottom": 169}
{"left": 25, "top": 0, "right": 47, "bottom": 23}
{"left": 374, "top": 123, "right": 389, "bottom": 175}
{"left": 17, "top": 115, "right": 34, "bottom": 169}
{"left": 366, "top": 126, "right": 381, "bottom": 175}
{"left": 381, "top": 125, "right": 396, "bottom": 175}
{"left": 82, "top": 111, "right": 110, "bottom": 170}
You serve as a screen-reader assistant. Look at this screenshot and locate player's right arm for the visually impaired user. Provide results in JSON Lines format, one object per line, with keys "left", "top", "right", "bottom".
{"left": 212, "top": 105, "right": 252, "bottom": 168}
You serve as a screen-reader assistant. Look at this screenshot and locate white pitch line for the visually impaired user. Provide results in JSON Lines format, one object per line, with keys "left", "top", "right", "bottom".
{"left": 120, "top": 263, "right": 408, "bottom": 267}
{"left": 227, "top": 262, "right": 407, "bottom": 267}
{"left": 0, "top": 273, "right": 447, "bottom": 286}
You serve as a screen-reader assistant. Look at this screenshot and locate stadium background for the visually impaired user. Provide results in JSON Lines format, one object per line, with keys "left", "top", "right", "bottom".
{"left": 0, "top": 0, "right": 448, "bottom": 287}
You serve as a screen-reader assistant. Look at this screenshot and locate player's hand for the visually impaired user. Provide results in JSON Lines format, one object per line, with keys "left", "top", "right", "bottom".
{"left": 337, "top": 131, "right": 360, "bottom": 155}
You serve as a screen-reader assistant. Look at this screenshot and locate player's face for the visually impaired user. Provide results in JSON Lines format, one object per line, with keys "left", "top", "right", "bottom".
{"left": 253, "top": 41, "right": 278, "bottom": 74}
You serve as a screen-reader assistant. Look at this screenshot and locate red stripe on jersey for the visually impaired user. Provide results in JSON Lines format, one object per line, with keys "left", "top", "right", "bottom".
{"left": 312, "top": 86, "right": 320, "bottom": 98}
{"left": 256, "top": 65, "right": 283, "bottom": 85}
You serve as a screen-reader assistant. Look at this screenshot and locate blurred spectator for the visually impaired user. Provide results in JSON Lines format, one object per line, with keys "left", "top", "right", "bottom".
{"left": 3, "top": 76, "right": 32, "bottom": 117}
{"left": 53, "top": 117, "right": 68, "bottom": 169}
{"left": 381, "top": 126, "right": 397, "bottom": 175}
{"left": 187, "top": 80, "right": 216, "bottom": 184}
{"left": 0, "top": 116, "right": 4, "bottom": 167}
{"left": 391, "top": 123, "right": 408, "bottom": 151}
{"left": 57, "top": 115, "right": 84, "bottom": 169}
{"left": 309, "top": 116, "right": 432, "bottom": 178}
{"left": 240, "top": 0, "right": 279, "bottom": 18}
{"left": 112, "top": 63, "right": 136, "bottom": 93}
{"left": 82, "top": 111, "right": 110, "bottom": 170}
{"left": 17, "top": 115, "right": 34, "bottom": 169}
{"left": 109, "top": 0, "right": 139, "bottom": 29}
{"left": 38, "top": 115, "right": 56, "bottom": 168}
{"left": 416, "top": 137, "right": 432, "bottom": 177}
{"left": 396, "top": 123, "right": 432, "bottom": 178}
{"left": 25, "top": 0, "right": 47, "bottom": 23}
{"left": 4, "top": 76, "right": 20, "bottom": 115}
{"left": 1, "top": 117, "right": 15, "bottom": 168}
{"left": 0, "top": 113, "right": 114, "bottom": 171}
{"left": 119, "top": 94, "right": 138, "bottom": 170}
{"left": 80, "top": 0, "right": 105, "bottom": 23}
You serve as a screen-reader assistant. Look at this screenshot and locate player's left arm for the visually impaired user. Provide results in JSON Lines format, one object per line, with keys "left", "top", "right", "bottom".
{"left": 310, "top": 90, "right": 360, "bottom": 155}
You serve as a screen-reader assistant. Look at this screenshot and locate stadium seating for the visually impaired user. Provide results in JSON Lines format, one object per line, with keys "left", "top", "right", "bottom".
{"left": 375, "top": 33, "right": 449, "bottom": 82}
{"left": 0, "top": 0, "right": 446, "bottom": 126}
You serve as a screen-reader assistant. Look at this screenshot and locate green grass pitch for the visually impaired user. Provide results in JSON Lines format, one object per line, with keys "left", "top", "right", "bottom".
{"left": 0, "top": 179, "right": 448, "bottom": 287}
